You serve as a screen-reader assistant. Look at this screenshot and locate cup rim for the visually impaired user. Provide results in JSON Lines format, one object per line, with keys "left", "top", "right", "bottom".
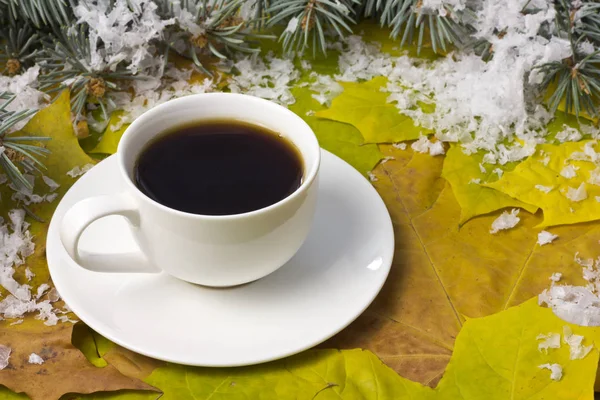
{"left": 117, "top": 92, "right": 321, "bottom": 220}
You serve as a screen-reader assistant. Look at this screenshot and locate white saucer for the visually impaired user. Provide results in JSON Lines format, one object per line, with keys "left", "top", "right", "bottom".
{"left": 47, "top": 150, "right": 394, "bottom": 366}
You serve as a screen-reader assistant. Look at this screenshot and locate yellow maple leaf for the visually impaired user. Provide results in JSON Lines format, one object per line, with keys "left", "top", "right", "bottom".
{"left": 485, "top": 141, "right": 600, "bottom": 227}
{"left": 442, "top": 144, "right": 538, "bottom": 224}
{"left": 316, "top": 76, "right": 429, "bottom": 143}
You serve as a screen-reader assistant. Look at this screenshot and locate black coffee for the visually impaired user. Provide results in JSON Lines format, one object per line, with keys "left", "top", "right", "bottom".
{"left": 134, "top": 120, "right": 304, "bottom": 215}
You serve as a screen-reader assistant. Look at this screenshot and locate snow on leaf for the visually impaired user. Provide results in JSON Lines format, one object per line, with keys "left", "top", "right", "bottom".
{"left": 563, "top": 326, "right": 593, "bottom": 360}
{"left": 536, "top": 332, "right": 561, "bottom": 353}
{"left": 288, "top": 84, "right": 382, "bottom": 177}
{"left": 538, "top": 363, "right": 563, "bottom": 381}
{"left": 490, "top": 209, "right": 520, "bottom": 234}
{"left": 328, "top": 144, "right": 600, "bottom": 387}
{"left": 315, "top": 77, "right": 428, "bottom": 143}
{"left": 0, "top": 92, "right": 97, "bottom": 326}
{"left": 538, "top": 231, "right": 558, "bottom": 246}
{"left": 484, "top": 141, "right": 600, "bottom": 227}
{"left": 442, "top": 145, "right": 537, "bottom": 225}
{"left": 433, "top": 299, "right": 599, "bottom": 399}
{"left": 27, "top": 353, "right": 43, "bottom": 365}
{"left": 0, "top": 345, "right": 10, "bottom": 370}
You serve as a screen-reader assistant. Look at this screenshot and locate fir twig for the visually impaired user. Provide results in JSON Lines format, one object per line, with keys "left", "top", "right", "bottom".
{"left": 267, "top": 0, "right": 360, "bottom": 56}
{"left": 0, "top": 92, "right": 49, "bottom": 190}
{"left": 536, "top": 0, "right": 600, "bottom": 118}
{"left": 0, "top": 19, "right": 41, "bottom": 75}
{"left": 0, "top": 0, "right": 72, "bottom": 29}
{"left": 38, "top": 25, "right": 141, "bottom": 124}
{"left": 158, "top": 0, "right": 271, "bottom": 73}
{"left": 365, "top": 0, "right": 471, "bottom": 55}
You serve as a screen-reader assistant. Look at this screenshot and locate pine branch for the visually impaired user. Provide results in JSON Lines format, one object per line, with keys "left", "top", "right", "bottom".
{"left": 366, "top": 0, "right": 472, "bottom": 55}
{"left": 0, "top": 92, "right": 49, "bottom": 191}
{"left": 536, "top": 0, "right": 600, "bottom": 118}
{"left": 37, "top": 25, "right": 141, "bottom": 125}
{"left": 267, "top": 0, "right": 359, "bottom": 56}
{"left": 0, "top": 0, "right": 73, "bottom": 29}
{"left": 0, "top": 18, "right": 41, "bottom": 75}
{"left": 157, "top": 0, "right": 271, "bottom": 73}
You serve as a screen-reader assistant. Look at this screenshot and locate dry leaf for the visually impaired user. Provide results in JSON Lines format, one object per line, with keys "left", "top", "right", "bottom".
{"left": 316, "top": 77, "right": 428, "bottom": 143}
{"left": 0, "top": 319, "right": 155, "bottom": 400}
{"left": 324, "top": 144, "right": 600, "bottom": 385}
{"left": 81, "top": 299, "right": 600, "bottom": 400}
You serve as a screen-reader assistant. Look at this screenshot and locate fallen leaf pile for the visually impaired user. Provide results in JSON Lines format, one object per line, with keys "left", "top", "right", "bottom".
{"left": 0, "top": 319, "right": 155, "bottom": 400}
{"left": 4, "top": 27, "right": 600, "bottom": 399}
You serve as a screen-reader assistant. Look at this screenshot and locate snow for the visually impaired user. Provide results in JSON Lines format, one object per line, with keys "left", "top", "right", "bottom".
{"left": 393, "top": 143, "right": 407, "bottom": 150}
{"left": 309, "top": 73, "right": 343, "bottom": 106}
{"left": 563, "top": 326, "right": 592, "bottom": 360}
{"left": 0, "top": 66, "right": 47, "bottom": 131}
{"left": 411, "top": 136, "right": 445, "bottom": 156}
{"left": 490, "top": 209, "right": 520, "bottom": 234}
{"left": 73, "top": 0, "right": 174, "bottom": 74}
{"left": 228, "top": 55, "right": 299, "bottom": 106}
{"left": 9, "top": 174, "right": 58, "bottom": 206}
{"left": 588, "top": 167, "right": 600, "bottom": 186}
{"left": 535, "top": 185, "right": 554, "bottom": 193}
{"left": 367, "top": 172, "right": 378, "bottom": 182}
{"left": 42, "top": 176, "right": 60, "bottom": 191}
{"left": 536, "top": 332, "right": 561, "bottom": 353}
{"left": 550, "top": 272, "right": 562, "bottom": 282}
{"left": 421, "top": 0, "right": 466, "bottom": 15}
{"left": 537, "top": 231, "right": 558, "bottom": 246}
{"left": 285, "top": 17, "right": 299, "bottom": 33}
{"left": 0, "top": 210, "right": 64, "bottom": 324}
{"left": 555, "top": 125, "right": 582, "bottom": 143}
{"left": 579, "top": 41, "right": 596, "bottom": 55}
{"left": 28, "top": 353, "right": 44, "bottom": 365}
{"left": 109, "top": 72, "right": 214, "bottom": 131}
{"left": 538, "top": 363, "right": 562, "bottom": 381}
{"left": 66, "top": 164, "right": 95, "bottom": 178}
{"left": 560, "top": 165, "right": 578, "bottom": 179}
{"left": 0, "top": 345, "right": 10, "bottom": 370}
{"left": 469, "top": 178, "right": 481, "bottom": 185}
{"left": 326, "top": 2, "right": 574, "bottom": 164}
{"left": 24, "top": 268, "right": 34, "bottom": 281}
{"left": 539, "top": 252, "right": 600, "bottom": 326}
{"left": 565, "top": 183, "right": 587, "bottom": 202}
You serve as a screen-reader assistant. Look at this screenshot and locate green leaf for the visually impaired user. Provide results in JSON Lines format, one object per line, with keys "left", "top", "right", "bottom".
{"left": 91, "top": 299, "right": 600, "bottom": 400}
{"left": 316, "top": 76, "right": 429, "bottom": 144}
{"left": 289, "top": 85, "right": 383, "bottom": 176}
{"left": 72, "top": 323, "right": 108, "bottom": 368}
{"left": 144, "top": 349, "right": 433, "bottom": 400}
{"left": 484, "top": 141, "right": 600, "bottom": 227}
{"left": 435, "top": 298, "right": 600, "bottom": 399}
{"left": 442, "top": 144, "right": 538, "bottom": 225}
{"left": 90, "top": 112, "right": 128, "bottom": 155}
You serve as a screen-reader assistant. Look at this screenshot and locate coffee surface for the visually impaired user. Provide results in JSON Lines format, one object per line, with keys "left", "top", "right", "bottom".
{"left": 134, "top": 120, "right": 303, "bottom": 215}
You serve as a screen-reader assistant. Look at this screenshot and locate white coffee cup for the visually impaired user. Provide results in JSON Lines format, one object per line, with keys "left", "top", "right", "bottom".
{"left": 60, "top": 93, "right": 320, "bottom": 287}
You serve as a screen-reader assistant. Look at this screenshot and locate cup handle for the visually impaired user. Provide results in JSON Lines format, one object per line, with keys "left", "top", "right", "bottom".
{"left": 60, "top": 192, "right": 159, "bottom": 273}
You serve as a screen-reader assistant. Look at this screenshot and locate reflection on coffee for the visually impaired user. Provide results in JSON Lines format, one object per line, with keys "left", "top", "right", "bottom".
{"left": 134, "top": 120, "right": 303, "bottom": 215}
